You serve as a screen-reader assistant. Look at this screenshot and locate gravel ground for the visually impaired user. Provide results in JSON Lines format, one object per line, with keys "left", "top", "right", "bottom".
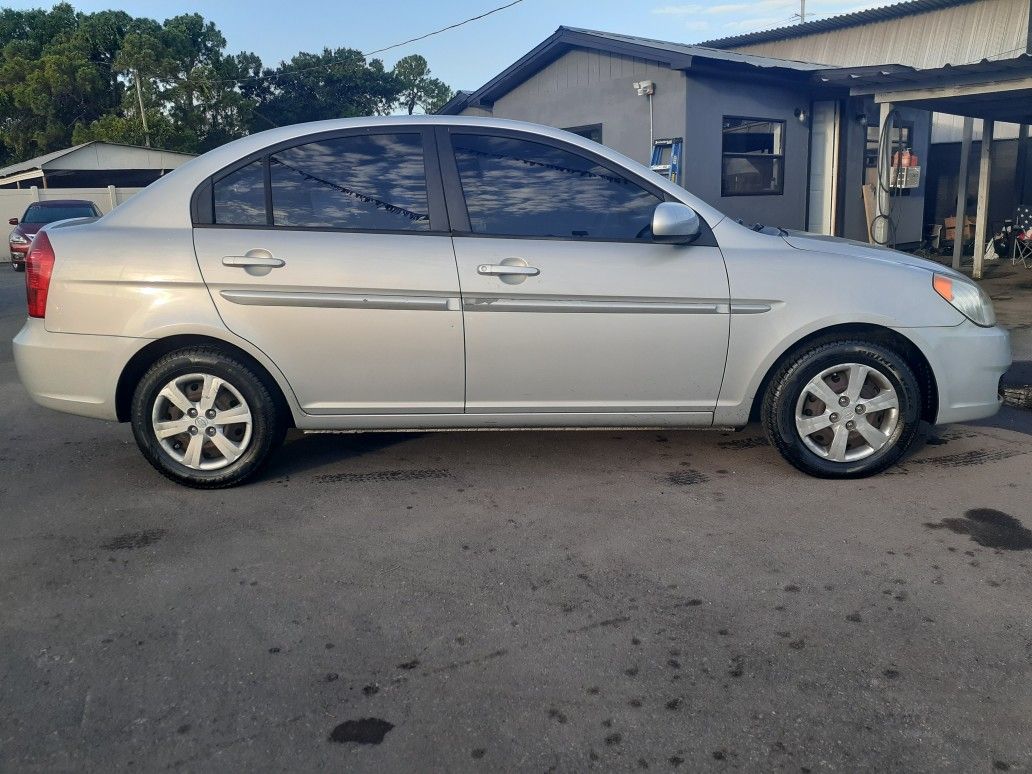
{"left": 1, "top": 266, "right": 1030, "bottom": 772}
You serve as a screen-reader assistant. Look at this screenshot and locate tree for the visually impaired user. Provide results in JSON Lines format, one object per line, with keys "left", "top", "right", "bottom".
{"left": 0, "top": 6, "right": 453, "bottom": 166}
{"left": 392, "top": 54, "right": 452, "bottom": 115}
{"left": 252, "top": 48, "right": 401, "bottom": 130}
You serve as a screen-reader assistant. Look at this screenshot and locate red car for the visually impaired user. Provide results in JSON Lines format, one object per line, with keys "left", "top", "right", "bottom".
{"left": 8, "top": 199, "right": 101, "bottom": 271}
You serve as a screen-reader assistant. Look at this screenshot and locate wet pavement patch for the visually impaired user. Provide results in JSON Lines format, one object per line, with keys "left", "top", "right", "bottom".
{"left": 666, "top": 470, "right": 709, "bottom": 486}
{"left": 100, "top": 529, "right": 167, "bottom": 551}
{"left": 925, "top": 509, "right": 1032, "bottom": 550}
{"left": 313, "top": 469, "right": 451, "bottom": 484}
{"left": 328, "top": 718, "right": 394, "bottom": 745}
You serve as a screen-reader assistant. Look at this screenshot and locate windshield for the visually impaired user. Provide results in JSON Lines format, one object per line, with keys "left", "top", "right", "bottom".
{"left": 22, "top": 204, "right": 97, "bottom": 224}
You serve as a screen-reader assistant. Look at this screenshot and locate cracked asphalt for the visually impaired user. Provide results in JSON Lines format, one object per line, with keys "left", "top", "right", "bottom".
{"left": 1, "top": 267, "right": 1031, "bottom": 772}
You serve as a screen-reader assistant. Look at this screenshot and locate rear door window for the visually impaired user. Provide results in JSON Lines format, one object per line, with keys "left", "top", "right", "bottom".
{"left": 269, "top": 134, "right": 430, "bottom": 231}
{"left": 213, "top": 159, "right": 267, "bottom": 225}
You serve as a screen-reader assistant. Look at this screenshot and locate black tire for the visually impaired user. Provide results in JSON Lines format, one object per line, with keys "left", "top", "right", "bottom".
{"left": 130, "top": 347, "right": 285, "bottom": 488}
{"left": 762, "top": 339, "right": 921, "bottom": 478}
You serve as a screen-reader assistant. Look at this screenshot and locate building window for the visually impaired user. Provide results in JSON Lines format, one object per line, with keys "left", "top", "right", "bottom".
{"left": 721, "top": 117, "right": 785, "bottom": 196}
{"left": 563, "top": 124, "right": 603, "bottom": 144}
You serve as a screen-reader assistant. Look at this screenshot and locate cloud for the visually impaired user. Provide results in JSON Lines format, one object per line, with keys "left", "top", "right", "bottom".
{"left": 683, "top": 19, "right": 712, "bottom": 31}
{"left": 651, "top": 4, "right": 699, "bottom": 14}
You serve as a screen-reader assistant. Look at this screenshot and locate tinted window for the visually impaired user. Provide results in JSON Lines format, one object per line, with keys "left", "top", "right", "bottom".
{"left": 214, "top": 159, "right": 266, "bottom": 225}
{"left": 23, "top": 204, "right": 98, "bottom": 223}
{"left": 270, "top": 134, "right": 429, "bottom": 230}
{"left": 452, "top": 134, "right": 661, "bottom": 239}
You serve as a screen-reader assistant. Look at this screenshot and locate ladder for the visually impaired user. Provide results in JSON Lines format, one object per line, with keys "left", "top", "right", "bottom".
{"left": 650, "top": 137, "right": 683, "bottom": 185}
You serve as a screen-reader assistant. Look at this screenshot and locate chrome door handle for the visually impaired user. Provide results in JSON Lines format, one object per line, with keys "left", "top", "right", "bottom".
{"left": 222, "top": 249, "right": 284, "bottom": 277}
{"left": 222, "top": 255, "right": 285, "bottom": 269}
{"left": 477, "top": 264, "right": 539, "bottom": 276}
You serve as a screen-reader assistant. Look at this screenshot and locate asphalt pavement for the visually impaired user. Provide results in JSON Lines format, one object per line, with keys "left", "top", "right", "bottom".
{"left": 1, "top": 266, "right": 1030, "bottom": 772}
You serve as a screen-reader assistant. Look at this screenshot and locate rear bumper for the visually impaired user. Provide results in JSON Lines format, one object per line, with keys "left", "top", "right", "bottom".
{"left": 901, "top": 321, "right": 1011, "bottom": 425}
{"left": 13, "top": 319, "right": 143, "bottom": 421}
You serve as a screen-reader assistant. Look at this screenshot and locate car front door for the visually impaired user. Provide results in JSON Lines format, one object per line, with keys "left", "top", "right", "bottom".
{"left": 440, "top": 129, "right": 730, "bottom": 420}
{"left": 192, "top": 128, "right": 464, "bottom": 415}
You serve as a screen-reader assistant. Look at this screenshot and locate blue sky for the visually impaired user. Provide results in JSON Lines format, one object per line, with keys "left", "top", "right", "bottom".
{"left": 5, "top": 0, "right": 890, "bottom": 91}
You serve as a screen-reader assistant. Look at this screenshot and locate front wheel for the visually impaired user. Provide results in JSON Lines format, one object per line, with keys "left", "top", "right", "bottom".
{"left": 130, "top": 347, "right": 284, "bottom": 488}
{"left": 762, "top": 339, "right": 921, "bottom": 478}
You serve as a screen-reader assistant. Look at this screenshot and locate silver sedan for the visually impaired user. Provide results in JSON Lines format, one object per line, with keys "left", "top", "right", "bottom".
{"left": 13, "top": 116, "right": 1010, "bottom": 487}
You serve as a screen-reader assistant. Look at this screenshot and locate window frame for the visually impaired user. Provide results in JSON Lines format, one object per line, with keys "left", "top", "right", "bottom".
{"left": 435, "top": 125, "right": 715, "bottom": 246}
{"left": 192, "top": 125, "right": 449, "bottom": 235}
{"left": 720, "top": 116, "right": 786, "bottom": 198}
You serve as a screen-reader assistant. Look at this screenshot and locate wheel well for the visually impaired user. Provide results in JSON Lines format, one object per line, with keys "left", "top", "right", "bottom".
{"left": 115, "top": 335, "right": 295, "bottom": 426}
{"left": 748, "top": 323, "right": 938, "bottom": 424}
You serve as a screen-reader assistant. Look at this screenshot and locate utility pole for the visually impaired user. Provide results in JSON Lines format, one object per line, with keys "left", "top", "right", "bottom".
{"left": 799, "top": 0, "right": 806, "bottom": 23}
{"left": 134, "top": 69, "right": 151, "bottom": 148}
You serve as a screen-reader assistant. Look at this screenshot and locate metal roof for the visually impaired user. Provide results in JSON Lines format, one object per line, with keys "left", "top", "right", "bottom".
{"left": 697, "top": 0, "right": 980, "bottom": 49}
{"left": 437, "top": 26, "right": 826, "bottom": 114}
{"left": 0, "top": 141, "right": 195, "bottom": 180}
{"left": 816, "top": 53, "right": 1032, "bottom": 123}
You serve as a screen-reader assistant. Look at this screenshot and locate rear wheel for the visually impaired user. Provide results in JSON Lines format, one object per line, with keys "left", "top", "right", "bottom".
{"left": 762, "top": 339, "right": 921, "bottom": 478}
{"left": 130, "top": 347, "right": 284, "bottom": 488}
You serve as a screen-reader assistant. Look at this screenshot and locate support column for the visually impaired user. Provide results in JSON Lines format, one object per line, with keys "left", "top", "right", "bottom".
{"left": 952, "top": 116, "right": 973, "bottom": 270}
{"left": 973, "top": 119, "right": 994, "bottom": 280}
{"left": 1017, "top": 124, "right": 1029, "bottom": 206}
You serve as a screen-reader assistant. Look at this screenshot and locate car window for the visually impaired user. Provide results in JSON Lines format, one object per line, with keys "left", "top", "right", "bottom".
{"left": 214, "top": 159, "right": 267, "bottom": 225}
{"left": 270, "top": 134, "right": 430, "bottom": 231}
{"left": 22, "top": 204, "right": 99, "bottom": 223}
{"left": 452, "top": 134, "right": 661, "bottom": 240}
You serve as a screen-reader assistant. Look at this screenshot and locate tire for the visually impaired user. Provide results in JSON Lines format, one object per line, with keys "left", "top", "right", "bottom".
{"left": 762, "top": 339, "right": 921, "bottom": 478}
{"left": 130, "top": 347, "right": 285, "bottom": 488}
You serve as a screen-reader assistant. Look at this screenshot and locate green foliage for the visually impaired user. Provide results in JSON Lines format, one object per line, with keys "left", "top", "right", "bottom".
{"left": 0, "top": 4, "right": 453, "bottom": 167}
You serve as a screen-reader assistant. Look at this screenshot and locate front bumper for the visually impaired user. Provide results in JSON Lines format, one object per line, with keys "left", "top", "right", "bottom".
{"left": 13, "top": 318, "right": 145, "bottom": 421}
{"left": 901, "top": 321, "right": 1011, "bottom": 425}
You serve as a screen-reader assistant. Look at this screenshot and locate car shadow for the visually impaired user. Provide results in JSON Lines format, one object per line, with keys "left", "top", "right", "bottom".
{"left": 263, "top": 431, "right": 425, "bottom": 478}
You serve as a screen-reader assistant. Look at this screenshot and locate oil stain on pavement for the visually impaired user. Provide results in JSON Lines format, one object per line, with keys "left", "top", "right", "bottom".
{"left": 925, "top": 509, "right": 1032, "bottom": 550}
{"left": 328, "top": 718, "right": 395, "bottom": 745}
{"left": 100, "top": 529, "right": 167, "bottom": 551}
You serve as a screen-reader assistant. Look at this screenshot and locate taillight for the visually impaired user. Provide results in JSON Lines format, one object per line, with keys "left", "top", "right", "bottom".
{"left": 25, "top": 231, "right": 55, "bottom": 318}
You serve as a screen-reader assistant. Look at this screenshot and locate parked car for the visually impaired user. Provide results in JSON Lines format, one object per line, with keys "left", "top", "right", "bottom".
{"left": 8, "top": 200, "right": 101, "bottom": 271}
{"left": 12, "top": 117, "right": 1010, "bottom": 488}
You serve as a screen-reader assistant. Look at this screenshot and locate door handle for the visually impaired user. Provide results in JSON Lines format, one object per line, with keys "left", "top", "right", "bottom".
{"left": 222, "top": 249, "right": 284, "bottom": 277}
{"left": 477, "top": 264, "right": 539, "bottom": 277}
{"left": 223, "top": 254, "right": 285, "bottom": 269}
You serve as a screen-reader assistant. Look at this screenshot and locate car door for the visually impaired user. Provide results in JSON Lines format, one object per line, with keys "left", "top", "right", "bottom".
{"left": 439, "top": 128, "right": 730, "bottom": 418}
{"left": 192, "top": 128, "right": 464, "bottom": 415}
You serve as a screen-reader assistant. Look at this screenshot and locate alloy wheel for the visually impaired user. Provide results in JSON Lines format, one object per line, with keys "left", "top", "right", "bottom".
{"left": 150, "top": 373, "right": 253, "bottom": 470}
{"left": 794, "top": 362, "right": 900, "bottom": 463}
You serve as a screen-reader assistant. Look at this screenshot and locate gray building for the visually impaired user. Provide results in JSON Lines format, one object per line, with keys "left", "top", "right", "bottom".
{"left": 440, "top": 0, "right": 1032, "bottom": 248}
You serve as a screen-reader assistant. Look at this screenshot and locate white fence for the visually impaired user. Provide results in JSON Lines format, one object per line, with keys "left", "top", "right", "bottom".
{"left": 2, "top": 185, "right": 142, "bottom": 233}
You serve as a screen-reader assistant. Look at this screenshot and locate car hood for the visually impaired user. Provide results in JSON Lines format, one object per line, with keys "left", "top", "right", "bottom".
{"left": 781, "top": 230, "right": 965, "bottom": 279}
{"left": 12, "top": 223, "right": 43, "bottom": 238}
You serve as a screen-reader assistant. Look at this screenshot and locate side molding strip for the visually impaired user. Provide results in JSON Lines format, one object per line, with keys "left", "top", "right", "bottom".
{"left": 220, "top": 290, "right": 455, "bottom": 311}
{"left": 462, "top": 297, "right": 723, "bottom": 314}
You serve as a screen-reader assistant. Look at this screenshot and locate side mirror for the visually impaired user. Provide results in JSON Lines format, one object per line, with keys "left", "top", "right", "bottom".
{"left": 651, "top": 202, "right": 701, "bottom": 245}
{"left": 8, "top": 218, "right": 18, "bottom": 225}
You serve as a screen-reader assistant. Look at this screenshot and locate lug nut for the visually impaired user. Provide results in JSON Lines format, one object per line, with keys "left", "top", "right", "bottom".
{"left": 188, "top": 408, "right": 198, "bottom": 418}
{"left": 206, "top": 409, "right": 216, "bottom": 419}
{"left": 846, "top": 420, "right": 856, "bottom": 430}
{"left": 188, "top": 425, "right": 199, "bottom": 435}
{"left": 205, "top": 426, "right": 216, "bottom": 437}
{"left": 829, "top": 412, "right": 840, "bottom": 422}
{"left": 855, "top": 404, "right": 866, "bottom": 414}
{"left": 838, "top": 396, "right": 849, "bottom": 407}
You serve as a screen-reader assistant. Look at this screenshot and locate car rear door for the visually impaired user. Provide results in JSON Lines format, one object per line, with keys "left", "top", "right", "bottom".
{"left": 192, "top": 127, "right": 464, "bottom": 415}
{"left": 438, "top": 128, "right": 730, "bottom": 419}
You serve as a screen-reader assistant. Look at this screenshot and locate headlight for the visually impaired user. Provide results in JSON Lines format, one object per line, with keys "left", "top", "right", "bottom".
{"left": 932, "top": 273, "right": 995, "bottom": 327}
{"left": 9, "top": 233, "right": 29, "bottom": 245}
